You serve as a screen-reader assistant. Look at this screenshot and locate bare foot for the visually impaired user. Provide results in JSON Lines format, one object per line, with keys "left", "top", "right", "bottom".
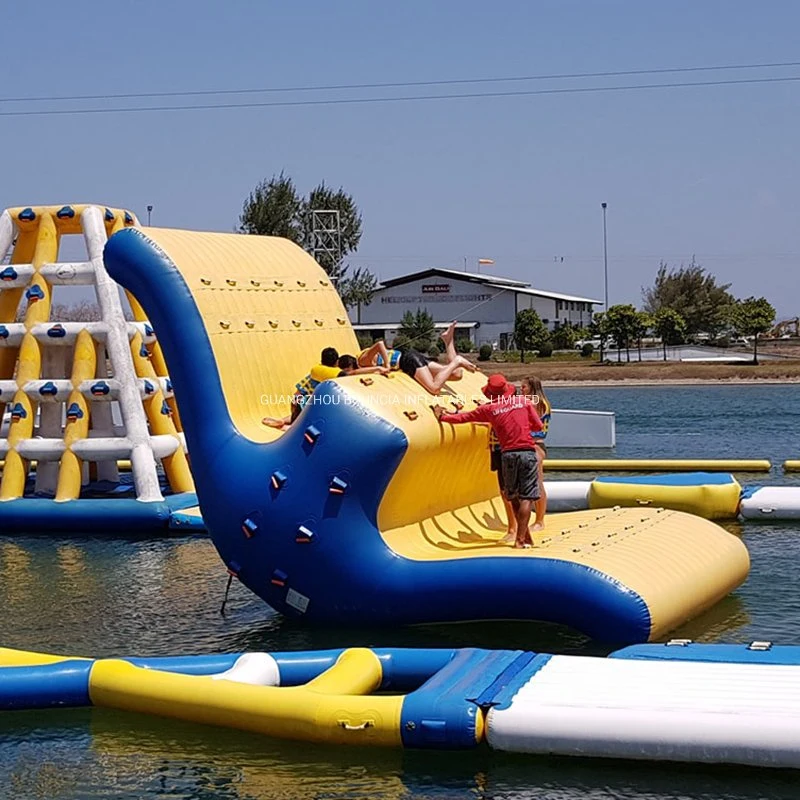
{"left": 456, "top": 355, "right": 478, "bottom": 372}
{"left": 531, "top": 521, "right": 544, "bottom": 532}
{"left": 500, "top": 531, "right": 518, "bottom": 545}
{"left": 440, "top": 321, "right": 456, "bottom": 346}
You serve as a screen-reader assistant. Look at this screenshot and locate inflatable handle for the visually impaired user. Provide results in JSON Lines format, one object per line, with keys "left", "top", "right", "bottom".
{"left": 338, "top": 720, "right": 374, "bottom": 731}
{"left": 635, "top": 499, "right": 652, "bottom": 506}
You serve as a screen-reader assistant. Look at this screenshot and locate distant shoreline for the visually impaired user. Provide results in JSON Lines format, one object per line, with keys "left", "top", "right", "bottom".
{"left": 542, "top": 378, "right": 800, "bottom": 388}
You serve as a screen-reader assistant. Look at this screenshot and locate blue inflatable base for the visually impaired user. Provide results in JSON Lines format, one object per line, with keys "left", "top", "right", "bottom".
{"left": 0, "top": 493, "right": 200, "bottom": 535}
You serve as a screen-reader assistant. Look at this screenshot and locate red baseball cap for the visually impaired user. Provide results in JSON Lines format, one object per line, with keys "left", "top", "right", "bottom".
{"left": 482, "top": 373, "right": 515, "bottom": 398}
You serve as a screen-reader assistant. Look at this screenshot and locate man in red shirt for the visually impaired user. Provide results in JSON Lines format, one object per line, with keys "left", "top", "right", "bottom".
{"left": 433, "top": 373, "right": 543, "bottom": 549}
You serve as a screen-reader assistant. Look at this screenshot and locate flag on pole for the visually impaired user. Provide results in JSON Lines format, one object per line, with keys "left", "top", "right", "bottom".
{"left": 478, "top": 258, "right": 494, "bottom": 265}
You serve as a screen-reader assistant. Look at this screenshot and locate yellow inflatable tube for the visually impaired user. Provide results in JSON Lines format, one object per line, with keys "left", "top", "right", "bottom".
{"left": 545, "top": 459, "right": 772, "bottom": 473}
{"left": 0, "top": 646, "right": 87, "bottom": 666}
{"left": 89, "top": 648, "right": 403, "bottom": 746}
{"left": 784, "top": 461, "right": 800, "bottom": 472}
{"left": 589, "top": 476, "right": 742, "bottom": 520}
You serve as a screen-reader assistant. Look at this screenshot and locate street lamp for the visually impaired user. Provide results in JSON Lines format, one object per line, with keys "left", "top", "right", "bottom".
{"left": 601, "top": 202, "right": 608, "bottom": 310}
{"left": 146, "top": 205, "right": 153, "bottom": 226}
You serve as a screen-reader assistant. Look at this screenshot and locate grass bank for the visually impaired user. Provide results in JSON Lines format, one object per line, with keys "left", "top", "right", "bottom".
{"left": 463, "top": 358, "right": 800, "bottom": 384}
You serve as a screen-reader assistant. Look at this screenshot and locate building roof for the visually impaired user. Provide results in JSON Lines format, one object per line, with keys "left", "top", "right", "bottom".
{"left": 495, "top": 284, "right": 602, "bottom": 304}
{"left": 379, "top": 267, "right": 529, "bottom": 289}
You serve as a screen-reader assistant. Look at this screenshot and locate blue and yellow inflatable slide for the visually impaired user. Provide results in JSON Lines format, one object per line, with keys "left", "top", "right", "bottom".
{"left": 103, "top": 228, "right": 749, "bottom": 643}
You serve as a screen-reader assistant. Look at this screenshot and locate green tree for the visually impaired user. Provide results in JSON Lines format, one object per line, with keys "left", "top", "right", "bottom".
{"left": 239, "top": 171, "right": 303, "bottom": 242}
{"left": 642, "top": 258, "right": 734, "bottom": 337}
{"left": 396, "top": 309, "right": 436, "bottom": 352}
{"left": 551, "top": 322, "right": 578, "bottom": 350}
{"left": 605, "top": 304, "right": 640, "bottom": 362}
{"left": 338, "top": 267, "right": 379, "bottom": 323}
{"left": 727, "top": 296, "right": 776, "bottom": 364}
{"left": 634, "top": 311, "right": 653, "bottom": 362}
{"left": 514, "top": 309, "right": 550, "bottom": 363}
{"left": 653, "top": 308, "right": 687, "bottom": 361}
{"left": 239, "top": 173, "right": 369, "bottom": 287}
{"left": 590, "top": 311, "right": 609, "bottom": 361}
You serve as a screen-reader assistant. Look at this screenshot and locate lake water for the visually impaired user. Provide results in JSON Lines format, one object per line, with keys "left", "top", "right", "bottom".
{"left": 2, "top": 385, "right": 799, "bottom": 799}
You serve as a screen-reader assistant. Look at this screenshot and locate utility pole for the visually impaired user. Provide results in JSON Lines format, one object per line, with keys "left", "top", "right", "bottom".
{"left": 601, "top": 202, "right": 608, "bottom": 310}
{"left": 147, "top": 205, "right": 153, "bottom": 226}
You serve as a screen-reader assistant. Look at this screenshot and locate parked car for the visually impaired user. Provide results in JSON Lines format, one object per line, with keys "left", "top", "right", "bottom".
{"left": 575, "top": 338, "right": 602, "bottom": 350}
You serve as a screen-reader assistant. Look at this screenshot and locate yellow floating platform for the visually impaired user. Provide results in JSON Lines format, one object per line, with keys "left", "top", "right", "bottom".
{"left": 544, "top": 459, "right": 772, "bottom": 473}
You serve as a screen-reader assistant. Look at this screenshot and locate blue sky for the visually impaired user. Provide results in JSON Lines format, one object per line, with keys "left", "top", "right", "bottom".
{"left": 2, "top": 1, "right": 799, "bottom": 316}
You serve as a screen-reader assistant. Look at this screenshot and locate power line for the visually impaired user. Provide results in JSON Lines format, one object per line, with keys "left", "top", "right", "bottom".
{"left": 2, "top": 59, "right": 799, "bottom": 104}
{"left": 1, "top": 74, "right": 799, "bottom": 119}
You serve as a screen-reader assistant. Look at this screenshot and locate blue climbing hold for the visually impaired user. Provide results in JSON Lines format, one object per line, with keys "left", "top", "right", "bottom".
{"left": 47, "top": 324, "right": 66, "bottom": 338}
{"left": 104, "top": 208, "right": 115, "bottom": 222}
{"left": 139, "top": 344, "right": 149, "bottom": 358}
{"left": 0, "top": 326, "right": 8, "bottom": 339}
{"left": 56, "top": 206, "right": 75, "bottom": 219}
{"left": 165, "top": 379, "right": 173, "bottom": 394}
{"left": 160, "top": 400, "right": 172, "bottom": 416}
{"left": 25, "top": 285, "right": 45, "bottom": 302}
{"left": 329, "top": 476, "right": 349, "bottom": 495}
{"left": 10, "top": 403, "right": 27, "bottom": 420}
{"left": 270, "top": 470, "right": 288, "bottom": 490}
{"left": 66, "top": 403, "right": 84, "bottom": 421}
{"left": 144, "top": 323, "right": 154, "bottom": 337}
{"left": 17, "top": 208, "right": 35, "bottom": 222}
{"left": 38, "top": 381, "right": 58, "bottom": 397}
{"left": 143, "top": 379, "right": 155, "bottom": 395}
{"left": 90, "top": 381, "right": 110, "bottom": 396}
{"left": 241, "top": 511, "right": 262, "bottom": 539}
{"left": 296, "top": 525, "right": 315, "bottom": 543}
{"left": 303, "top": 425, "right": 322, "bottom": 445}
{"left": 0, "top": 267, "right": 18, "bottom": 282}
{"left": 124, "top": 212, "right": 134, "bottom": 225}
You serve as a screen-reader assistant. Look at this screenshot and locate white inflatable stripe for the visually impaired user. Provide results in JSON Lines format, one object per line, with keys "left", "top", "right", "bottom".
{"left": 487, "top": 655, "right": 800, "bottom": 767}
{"left": 542, "top": 481, "right": 591, "bottom": 512}
{"left": 211, "top": 653, "right": 280, "bottom": 686}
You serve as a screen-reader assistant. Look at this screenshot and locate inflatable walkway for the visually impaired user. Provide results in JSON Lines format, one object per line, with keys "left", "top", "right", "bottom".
{"left": 0, "top": 205, "right": 197, "bottom": 532}
{"left": 3, "top": 641, "right": 800, "bottom": 768}
{"left": 103, "top": 227, "right": 749, "bottom": 642}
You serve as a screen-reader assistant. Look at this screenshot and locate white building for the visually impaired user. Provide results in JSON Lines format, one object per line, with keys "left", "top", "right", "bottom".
{"left": 350, "top": 267, "right": 600, "bottom": 349}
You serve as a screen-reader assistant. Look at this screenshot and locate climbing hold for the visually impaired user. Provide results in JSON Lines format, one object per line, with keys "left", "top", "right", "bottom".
{"left": 25, "top": 285, "right": 45, "bottom": 302}
{"left": 271, "top": 569, "right": 288, "bottom": 587}
{"left": 165, "top": 379, "right": 173, "bottom": 394}
{"left": 0, "top": 267, "right": 18, "bottom": 281}
{"left": 336, "top": 318, "right": 346, "bottom": 325}
{"left": 10, "top": 402, "right": 27, "bottom": 421}
{"left": 144, "top": 323, "right": 154, "bottom": 337}
{"left": 303, "top": 425, "right": 321, "bottom": 445}
{"left": 241, "top": 517, "right": 259, "bottom": 539}
{"left": 17, "top": 208, "right": 35, "bottom": 222}
{"left": 38, "top": 381, "right": 58, "bottom": 396}
{"left": 274, "top": 280, "right": 284, "bottom": 287}
{"left": 66, "top": 403, "right": 84, "bottom": 421}
{"left": 0, "top": 326, "right": 8, "bottom": 339}
{"left": 219, "top": 321, "right": 231, "bottom": 330}
{"left": 90, "top": 381, "right": 110, "bottom": 396}
{"left": 56, "top": 205, "right": 75, "bottom": 219}
{"left": 226, "top": 279, "right": 237, "bottom": 287}
{"left": 124, "top": 212, "right": 134, "bottom": 225}
{"left": 250, "top": 279, "right": 261, "bottom": 287}
{"left": 319, "top": 279, "right": 328, "bottom": 286}
{"left": 450, "top": 399, "right": 464, "bottom": 411}
{"left": 292, "top": 320, "right": 301, "bottom": 328}
{"left": 160, "top": 400, "right": 172, "bottom": 416}
{"left": 104, "top": 208, "right": 114, "bottom": 222}
{"left": 269, "top": 320, "right": 278, "bottom": 328}
{"left": 139, "top": 343, "right": 150, "bottom": 358}
{"left": 245, "top": 320, "right": 255, "bottom": 329}
{"left": 200, "top": 277, "right": 211, "bottom": 286}
{"left": 329, "top": 476, "right": 348, "bottom": 495}
{"left": 47, "top": 324, "right": 66, "bottom": 338}
{"left": 404, "top": 411, "right": 419, "bottom": 421}
{"left": 297, "top": 280, "right": 306, "bottom": 287}
{"left": 296, "top": 525, "right": 315, "bottom": 543}
{"left": 314, "top": 319, "right": 323, "bottom": 326}
{"left": 270, "top": 470, "right": 288, "bottom": 490}
{"left": 360, "top": 377, "right": 374, "bottom": 386}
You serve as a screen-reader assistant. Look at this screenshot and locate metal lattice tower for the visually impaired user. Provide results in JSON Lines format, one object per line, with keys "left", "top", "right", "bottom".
{"left": 310, "top": 209, "right": 342, "bottom": 284}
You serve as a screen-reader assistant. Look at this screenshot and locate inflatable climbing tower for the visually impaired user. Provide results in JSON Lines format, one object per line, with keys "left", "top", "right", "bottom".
{"left": 0, "top": 204, "right": 197, "bottom": 532}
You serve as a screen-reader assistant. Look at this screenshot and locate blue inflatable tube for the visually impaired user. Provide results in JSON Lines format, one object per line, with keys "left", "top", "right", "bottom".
{"left": 0, "top": 494, "right": 200, "bottom": 535}
{"left": 0, "top": 661, "right": 93, "bottom": 710}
